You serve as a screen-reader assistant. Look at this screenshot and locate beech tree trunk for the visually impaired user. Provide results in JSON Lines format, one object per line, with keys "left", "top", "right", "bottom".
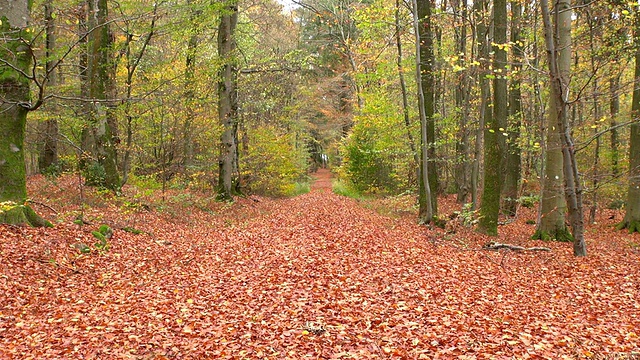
{"left": 478, "top": 0, "right": 506, "bottom": 236}
{"left": 533, "top": 0, "right": 570, "bottom": 242}
{"left": 471, "top": 0, "right": 489, "bottom": 211}
{"left": 413, "top": 0, "right": 435, "bottom": 223}
{"left": 453, "top": 0, "right": 470, "bottom": 204}
{"left": 619, "top": 10, "right": 640, "bottom": 233}
{"left": 502, "top": 0, "right": 523, "bottom": 217}
{"left": 0, "top": 0, "right": 48, "bottom": 226}
{"left": 395, "top": 0, "right": 418, "bottom": 165}
{"left": 83, "top": 0, "right": 120, "bottom": 190}
{"left": 38, "top": 0, "right": 58, "bottom": 172}
{"left": 217, "top": 0, "right": 240, "bottom": 200}
{"left": 540, "top": 0, "right": 586, "bottom": 256}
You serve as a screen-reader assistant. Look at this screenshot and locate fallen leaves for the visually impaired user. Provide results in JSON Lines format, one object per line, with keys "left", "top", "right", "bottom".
{"left": 0, "top": 171, "right": 638, "bottom": 358}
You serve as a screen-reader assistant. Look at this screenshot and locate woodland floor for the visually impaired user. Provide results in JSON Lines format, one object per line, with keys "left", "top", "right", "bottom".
{"left": 1, "top": 170, "right": 639, "bottom": 359}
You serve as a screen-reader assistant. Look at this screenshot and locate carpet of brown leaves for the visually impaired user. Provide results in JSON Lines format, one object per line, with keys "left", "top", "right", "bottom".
{"left": 0, "top": 170, "right": 638, "bottom": 359}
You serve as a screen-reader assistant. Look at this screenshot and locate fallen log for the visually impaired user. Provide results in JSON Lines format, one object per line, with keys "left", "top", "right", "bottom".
{"left": 482, "top": 241, "right": 551, "bottom": 252}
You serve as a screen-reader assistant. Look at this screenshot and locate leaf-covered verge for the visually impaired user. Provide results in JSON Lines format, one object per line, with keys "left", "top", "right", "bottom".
{"left": 0, "top": 170, "right": 638, "bottom": 359}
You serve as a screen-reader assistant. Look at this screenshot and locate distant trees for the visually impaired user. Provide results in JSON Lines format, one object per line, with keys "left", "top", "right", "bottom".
{"left": 1, "top": 0, "right": 638, "bottom": 250}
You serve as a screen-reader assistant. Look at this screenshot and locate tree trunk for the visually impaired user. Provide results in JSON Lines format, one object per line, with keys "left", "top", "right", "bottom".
{"left": 395, "top": 0, "right": 418, "bottom": 166}
{"left": 183, "top": 0, "right": 199, "bottom": 171}
{"left": 478, "top": 0, "right": 506, "bottom": 235}
{"left": 533, "top": 0, "right": 570, "bottom": 242}
{"left": 38, "top": 0, "right": 59, "bottom": 172}
{"left": 471, "top": 0, "right": 489, "bottom": 211}
{"left": 83, "top": 0, "right": 120, "bottom": 190}
{"left": 0, "top": 0, "right": 49, "bottom": 226}
{"left": 540, "top": 0, "right": 586, "bottom": 256}
{"left": 413, "top": 0, "right": 435, "bottom": 223}
{"left": 453, "top": 0, "right": 470, "bottom": 204}
{"left": 502, "top": 0, "right": 523, "bottom": 217}
{"left": 610, "top": 74, "right": 620, "bottom": 176}
{"left": 217, "top": 0, "right": 240, "bottom": 201}
{"left": 619, "top": 10, "right": 640, "bottom": 233}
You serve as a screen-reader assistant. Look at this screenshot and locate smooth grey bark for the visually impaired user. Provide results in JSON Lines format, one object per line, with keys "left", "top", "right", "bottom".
{"left": 417, "top": 0, "right": 438, "bottom": 208}
{"left": 502, "top": 0, "right": 523, "bottom": 216}
{"left": 471, "top": 0, "right": 489, "bottom": 211}
{"left": 540, "top": 0, "right": 586, "bottom": 256}
{"left": 217, "top": 0, "right": 240, "bottom": 200}
{"left": 533, "top": 0, "right": 569, "bottom": 242}
{"left": 413, "top": 0, "right": 434, "bottom": 223}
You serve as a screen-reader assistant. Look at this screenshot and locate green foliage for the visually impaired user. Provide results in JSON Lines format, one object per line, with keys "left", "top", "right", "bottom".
{"left": 291, "top": 181, "right": 311, "bottom": 196}
{"left": 122, "top": 226, "right": 143, "bottom": 234}
{"left": 82, "top": 162, "right": 107, "bottom": 188}
{"left": 242, "top": 126, "right": 308, "bottom": 197}
{"left": 340, "top": 91, "right": 414, "bottom": 194}
{"left": 332, "top": 179, "right": 364, "bottom": 199}
{"left": 453, "top": 203, "right": 479, "bottom": 227}
{"left": 516, "top": 194, "right": 540, "bottom": 208}
{"left": 90, "top": 224, "right": 112, "bottom": 252}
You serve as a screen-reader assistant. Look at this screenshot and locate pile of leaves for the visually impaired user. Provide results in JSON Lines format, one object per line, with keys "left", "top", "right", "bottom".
{"left": 0, "top": 171, "right": 638, "bottom": 358}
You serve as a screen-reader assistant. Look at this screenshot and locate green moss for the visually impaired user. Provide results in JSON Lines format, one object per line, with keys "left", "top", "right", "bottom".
{"left": 0, "top": 204, "right": 49, "bottom": 227}
{"left": 616, "top": 220, "right": 640, "bottom": 234}
{"left": 531, "top": 227, "right": 573, "bottom": 242}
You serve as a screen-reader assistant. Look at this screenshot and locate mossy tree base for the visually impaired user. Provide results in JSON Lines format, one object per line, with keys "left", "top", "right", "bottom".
{"left": 531, "top": 227, "right": 573, "bottom": 242}
{"left": 0, "top": 205, "right": 52, "bottom": 227}
{"left": 616, "top": 220, "right": 640, "bottom": 234}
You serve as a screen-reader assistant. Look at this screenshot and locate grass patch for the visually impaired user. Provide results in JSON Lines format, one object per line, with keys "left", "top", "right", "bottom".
{"left": 332, "top": 180, "right": 365, "bottom": 200}
{"left": 289, "top": 181, "right": 311, "bottom": 196}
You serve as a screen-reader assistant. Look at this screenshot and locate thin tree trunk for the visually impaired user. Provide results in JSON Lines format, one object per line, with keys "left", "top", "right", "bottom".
{"left": 413, "top": 0, "right": 434, "bottom": 223}
{"left": 395, "top": 0, "right": 418, "bottom": 165}
{"left": 183, "top": 0, "right": 199, "bottom": 171}
{"left": 471, "top": 0, "right": 489, "bottom": 211}
{"left": 610, "top": 74, "right": 620, "bottom": 176}
{"left": 38, "top": 0, "right": 58, "bottom": 172}
{"left": 502, "top": 0, "right": 523, "bottom": 216}
{"left": 217, "top": 0, "right": 240, "bottom": 200}
{"left": 454, "top": 0, "right": 470, "bottom": 203}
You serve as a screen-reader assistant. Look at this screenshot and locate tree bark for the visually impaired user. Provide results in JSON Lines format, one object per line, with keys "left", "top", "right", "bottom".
{"left": 217, "top": 0, "right": 240, "bottom": 200}
{"left": 413, "top": 0, "right": 435, "bottom": 223}
{"left": 395, "top": 0, "right": 418, "bottom": 166}
{"left": 83, "top": 0, "right": 120, "bottom": 190}
{"left": 619, "top": 9, "right": 640, "bottom": 233}
{"left": 38, "top": 0, "right": 59, "bottom": 172}
{"left": 502, "top": 0, "right": 523, "bottom": 217}
{"left": 0, "top": 0, "right": 49, "bottom": 226}
{"left": 471, "top": 0, "right": 489, "bottom": 211}
{"left": 533, "top": 0, "right": 570, "bottom": 242}
{"left": 453, "top": 0, "right": 470, "bottom": 204}
{"left": 540, "top": 0, "right": 586, "bottom": 256}
{"left": 478, "top": 0, "right": 506, "bottom": 236}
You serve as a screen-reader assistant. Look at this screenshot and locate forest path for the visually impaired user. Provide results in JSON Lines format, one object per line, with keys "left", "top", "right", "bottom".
{"left": 1, "top": 174, "right": 639, "bottom": 357}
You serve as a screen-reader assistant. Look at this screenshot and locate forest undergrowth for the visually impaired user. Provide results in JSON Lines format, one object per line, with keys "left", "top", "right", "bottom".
{"left": 0, "top": 170, "right": 638, "bottom": 359}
